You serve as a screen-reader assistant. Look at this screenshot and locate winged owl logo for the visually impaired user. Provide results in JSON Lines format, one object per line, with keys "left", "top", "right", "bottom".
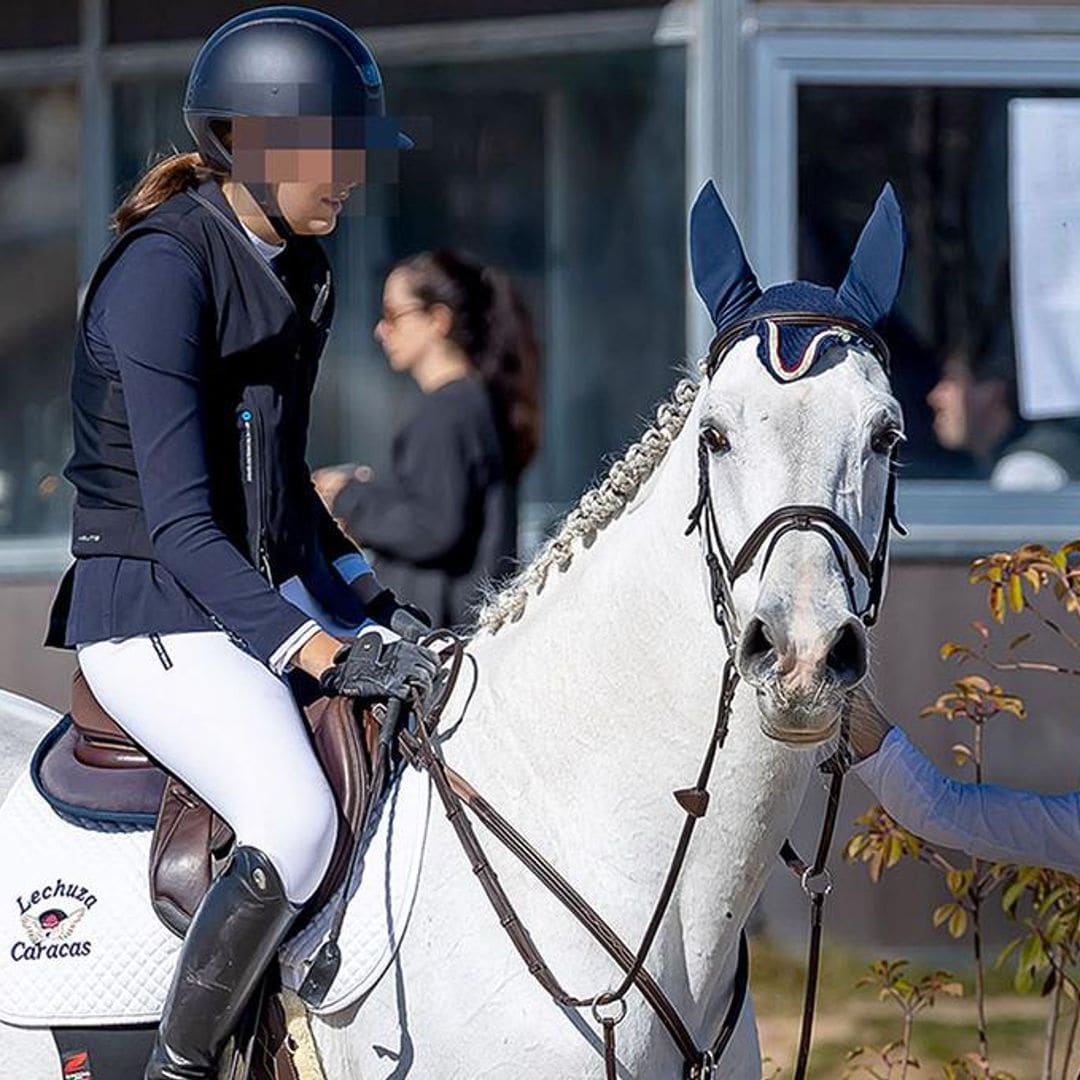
{"left": 20, "top": 906, "right": 86, "bottom": 944}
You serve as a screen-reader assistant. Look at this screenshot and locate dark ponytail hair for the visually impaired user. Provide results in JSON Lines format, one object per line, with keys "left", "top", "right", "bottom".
{"left": 112, "top": 124, "right": 231, "bottom": 234}
{"left": 395, "top": 249, "right": 541, "bottom": 477}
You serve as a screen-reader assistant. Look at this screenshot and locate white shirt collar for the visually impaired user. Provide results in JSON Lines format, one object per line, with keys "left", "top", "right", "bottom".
{"left": 237, "top": 218, "right": 285, "bottom": 263}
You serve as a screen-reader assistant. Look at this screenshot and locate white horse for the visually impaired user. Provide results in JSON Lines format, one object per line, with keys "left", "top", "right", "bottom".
{"left": 0, "top": 180, "right": 905, "bottom": 1078}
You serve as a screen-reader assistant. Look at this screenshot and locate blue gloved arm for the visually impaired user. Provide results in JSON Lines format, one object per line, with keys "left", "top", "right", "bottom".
{"left": 852, "top": 727, "right": 1080, "bottom": 875}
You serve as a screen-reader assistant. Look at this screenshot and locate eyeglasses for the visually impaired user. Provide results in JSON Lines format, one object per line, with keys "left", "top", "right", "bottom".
{"left": 378, "top": 303, "right": 425, "bottom": 326}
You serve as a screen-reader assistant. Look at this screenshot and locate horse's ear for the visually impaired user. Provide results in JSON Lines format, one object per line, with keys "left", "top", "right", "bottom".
{"left": 836, "top": 182, "right": 906, "bottom": 326}
{"left": 690, "top": 180, "right": 761, "bottom": 330}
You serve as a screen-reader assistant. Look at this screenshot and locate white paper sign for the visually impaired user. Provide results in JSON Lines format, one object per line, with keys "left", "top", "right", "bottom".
{"left": 1009, "top": 98, "right": 1080, "bottom": 420}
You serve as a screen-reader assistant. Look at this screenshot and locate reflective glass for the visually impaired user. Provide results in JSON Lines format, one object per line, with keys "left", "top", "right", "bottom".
{"left": 114, "top": 48, "right": 688, "bottom": 531}
{"left": 799, "top": 85, "right": 1080, "bottom": 489}
{"left": 0, "top": 86, "right": 79, "bottom": 539}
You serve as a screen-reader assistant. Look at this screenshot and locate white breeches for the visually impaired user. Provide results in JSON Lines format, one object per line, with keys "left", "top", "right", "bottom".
{"left": 77, "top": 631, "right": 337, "bottom": 904}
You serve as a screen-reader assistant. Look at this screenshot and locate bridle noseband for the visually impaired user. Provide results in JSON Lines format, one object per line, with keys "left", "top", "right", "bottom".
{"left": 687, "top": 310, "right": 905, "bottom": 653}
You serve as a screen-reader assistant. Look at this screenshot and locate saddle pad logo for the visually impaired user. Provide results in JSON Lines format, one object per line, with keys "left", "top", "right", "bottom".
{"left": 11, "top": 877, "right": 96, "bottom": 962}
{"left": 63, "top": 1050, "right": 93, "bottom": 1080}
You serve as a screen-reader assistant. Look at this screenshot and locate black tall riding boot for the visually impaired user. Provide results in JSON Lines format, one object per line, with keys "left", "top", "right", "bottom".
{"left": 145, "top": 846, "right": 301, "bottom": 1080}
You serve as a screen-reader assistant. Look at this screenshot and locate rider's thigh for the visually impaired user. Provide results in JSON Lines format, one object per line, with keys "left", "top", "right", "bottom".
{"left": 76, "top": 631, "right": 337, "bottom": 904}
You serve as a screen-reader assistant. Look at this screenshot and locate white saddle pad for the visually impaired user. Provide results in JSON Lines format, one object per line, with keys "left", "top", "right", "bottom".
{"left": 0, "top": 762, "right": 431, "bottom": 1028}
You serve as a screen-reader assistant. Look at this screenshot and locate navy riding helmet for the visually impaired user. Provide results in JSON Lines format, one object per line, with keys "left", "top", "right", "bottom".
{"left": 184, "top": 5, "right": 412, "bottom": 233}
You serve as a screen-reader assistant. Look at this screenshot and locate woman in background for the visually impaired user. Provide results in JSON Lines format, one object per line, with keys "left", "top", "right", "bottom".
{"left": 314, "top": 249, "right": 541, "bottom": 629}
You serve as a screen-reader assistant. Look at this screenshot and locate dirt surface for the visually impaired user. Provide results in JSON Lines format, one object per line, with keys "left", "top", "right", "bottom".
{"left": 751, "top": 937, "right": 1077, "bottom": 1079}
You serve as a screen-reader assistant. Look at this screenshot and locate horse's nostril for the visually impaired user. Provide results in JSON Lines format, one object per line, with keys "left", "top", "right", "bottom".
{"left": 740, "top": 616, "right": 776, "bottom": 673}
{"left": 826, "top": 621, "right": 866, "bottom": 687}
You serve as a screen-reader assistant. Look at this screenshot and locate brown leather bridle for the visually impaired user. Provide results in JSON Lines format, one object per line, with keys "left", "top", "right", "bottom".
{"left": 391, "top": 314, "right": 903, "bottom": 1080}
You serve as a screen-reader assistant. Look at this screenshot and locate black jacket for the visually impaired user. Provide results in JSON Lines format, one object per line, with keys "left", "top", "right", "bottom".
{"left": 330, "top": 376, "right": 517, "bottom": 629}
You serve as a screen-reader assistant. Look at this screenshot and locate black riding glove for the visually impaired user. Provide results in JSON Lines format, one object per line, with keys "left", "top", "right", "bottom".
{"left": 362, "top": 586, "right": 432, "bottom": 644}
{"left": 389, "top": 604, "right": 431, "bottom": 644}
{"left": 319, "top": 631, "right": 439, "bottom": 702}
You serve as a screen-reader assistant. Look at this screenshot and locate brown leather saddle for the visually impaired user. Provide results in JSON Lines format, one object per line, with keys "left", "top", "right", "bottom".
{"left": 54, "top": 670, "right": 381, "bottom": 935}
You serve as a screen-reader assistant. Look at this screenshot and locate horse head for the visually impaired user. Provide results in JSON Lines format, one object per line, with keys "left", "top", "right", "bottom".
{"left": 689, "top": 180, "right": 906, "bottom": 745}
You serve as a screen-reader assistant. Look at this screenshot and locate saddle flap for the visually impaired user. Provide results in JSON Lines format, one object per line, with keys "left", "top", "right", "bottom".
{"left": 70, "top": 671, "right": 154, "bottom": 770}
{"left": 150, "top": 777, "right": 236, "bottom": 938}
{"left": 297, "top": 696, "right": 374, "bottom": 918}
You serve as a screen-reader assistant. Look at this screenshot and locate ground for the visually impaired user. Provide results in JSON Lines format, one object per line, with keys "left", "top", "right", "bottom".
{"left": 751, "top": 936, "right": 1075, "bottom": 1079}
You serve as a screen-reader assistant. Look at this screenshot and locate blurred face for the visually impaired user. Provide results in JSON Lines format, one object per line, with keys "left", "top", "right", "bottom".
{"left": 927, "top": 367, "right": 969, "bottom": 450}
{"left": 232, "top": 117, "right": 366, "bottom": 236}
{"left": 927, "top": 360, "right": 1009, "bottom": 454}
{"left": 374, "top": 269, "right": 446, "bottom": 372}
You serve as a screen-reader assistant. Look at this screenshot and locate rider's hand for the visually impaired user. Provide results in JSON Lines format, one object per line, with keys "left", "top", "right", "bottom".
{"left": 318, "top": 631, "right": 439, "bottom": 702}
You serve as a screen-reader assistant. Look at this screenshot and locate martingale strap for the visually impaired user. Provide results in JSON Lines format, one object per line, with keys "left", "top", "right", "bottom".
{"left": 397, "top": 636, "right": 848, "bottom": 1080}
{"left": 400, "top": 654, "right": 749, "bottom": 1075}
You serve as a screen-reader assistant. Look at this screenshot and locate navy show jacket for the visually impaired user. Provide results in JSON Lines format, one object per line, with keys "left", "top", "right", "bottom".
{"left": 46, "top": 179, "right": 371, "bottom": 664}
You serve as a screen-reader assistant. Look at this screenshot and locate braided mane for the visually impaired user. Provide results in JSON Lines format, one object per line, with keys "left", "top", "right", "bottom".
{"left": 477, "top": 374, "right": 701, "bottom": 634}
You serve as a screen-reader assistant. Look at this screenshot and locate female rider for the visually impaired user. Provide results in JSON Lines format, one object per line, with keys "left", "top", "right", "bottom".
{"left": 43, "top": 8, "right": 436, "bottom": 1077}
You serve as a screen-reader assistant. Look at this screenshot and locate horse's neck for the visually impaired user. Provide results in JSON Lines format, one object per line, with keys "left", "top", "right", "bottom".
{"left": 452, "top": 422, "right": 816, "bottom": 1011}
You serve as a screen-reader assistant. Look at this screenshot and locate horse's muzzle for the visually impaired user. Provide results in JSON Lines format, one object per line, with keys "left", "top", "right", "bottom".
{"left": 737, "top": 609, "right": 866, "bottom": 743}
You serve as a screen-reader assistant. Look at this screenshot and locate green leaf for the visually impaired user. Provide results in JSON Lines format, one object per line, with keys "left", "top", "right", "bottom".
{"left": 1002, "top": 879, "right": 1028, "bottom": 913}
{"left": 948, "top": 907, "right": 968, "bottom": 938}
{"left": 1008, "top": 573, "right": 1024, "bottom": 612}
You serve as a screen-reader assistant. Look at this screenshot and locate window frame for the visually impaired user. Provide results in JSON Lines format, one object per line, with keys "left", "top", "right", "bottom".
{"left": 742, "top": 3, "right": 1080, "bottom": 558}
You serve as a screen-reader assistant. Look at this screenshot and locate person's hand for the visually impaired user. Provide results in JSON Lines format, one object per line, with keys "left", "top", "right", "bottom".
{"left": 847, "top": 687, "right": 894, "bottom": 761}
{"left": 312, "top": 464, "right": 373, "bottom": 510}
{"left": 319, "top": 631, "right": 439, "bottom": 702}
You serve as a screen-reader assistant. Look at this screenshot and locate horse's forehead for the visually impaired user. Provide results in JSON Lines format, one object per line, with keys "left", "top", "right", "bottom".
{"left": 705, "top": 340, "right": 889, "bottom": 423}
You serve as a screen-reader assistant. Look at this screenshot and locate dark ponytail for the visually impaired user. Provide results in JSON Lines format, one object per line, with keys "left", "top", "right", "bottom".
{"left": 112, "top": 152, "right": 226, "bottom": 234}
{"left": 396, "top": 250, "right": 542, "bottom": 477}
{"left": 112, "top": 123, "right": 231, "bottom": 234}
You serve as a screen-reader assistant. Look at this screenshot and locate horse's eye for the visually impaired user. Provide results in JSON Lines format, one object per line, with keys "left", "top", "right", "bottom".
{"left": 871, "top": 426, "right": 904, "bottom": 454}
{"left": 702, "top": 426, "right": 730, "bottom": 455}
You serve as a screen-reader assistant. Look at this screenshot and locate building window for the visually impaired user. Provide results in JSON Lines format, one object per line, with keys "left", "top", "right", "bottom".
{"left": 798, "top": 85, "right": 1080, "bottom": 490}
{"left": 0, "top": 85, "right": 79, "bottom": 540}
{"left": 113, "top": 45, "right": 687, "bottom": 523}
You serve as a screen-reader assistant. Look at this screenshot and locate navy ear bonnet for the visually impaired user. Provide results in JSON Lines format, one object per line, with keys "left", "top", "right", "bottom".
{"left": 690, "top": 181, "right": 906, "bottom": 382}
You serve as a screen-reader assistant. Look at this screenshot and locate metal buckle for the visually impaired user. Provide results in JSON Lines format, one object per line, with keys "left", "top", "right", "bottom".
{"left": 691, "top": 1050, "right": 717, "bottom": 1078}
{"left": 591, "top": 994, "right": 628, "bottom": 1026}
{"left": 800, "top": 866, "right": 833, "bottom": 898}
